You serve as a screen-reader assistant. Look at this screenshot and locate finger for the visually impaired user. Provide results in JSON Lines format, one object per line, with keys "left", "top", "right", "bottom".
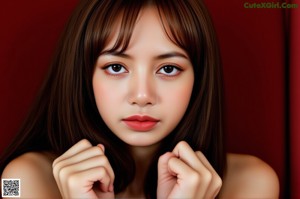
{"left": 68, "top": 166, "right": 113, "bottom": 197}
{"left": 52, "top": 142, "right": 107, "bottom": 197}
{"left": 52, "top": 139, "right": 93, "bottom": 196}
{"left": 97, "top": 144, "right": 105, "bottom": 152}
{"left": 57, "top": 155, "right": 115, "bottom": 198}
{"left": 172, "top": 141, "right": 208, "bottom": 172}
{"left": 59, "top": 155, "right": 115, "bottom": 186}
{"left": 54, "top": 145, "right": 105, "bottom": 174}
{"left": 157, "top": 152, "right": 178, "bottom": 199}
{"left": 167, "top": 157, "right": 202, "bottom": 198}
{"left": 172, "top": 142, "right": 217, "bottom": 198}
{"left": 53, "top": 139, "right": 92, "bottom": 167}
{"left": 195, "top": 151, "right": 222, "bottom": 198}
{"left": 158, "top": 152, "right": 177, "bottom": 176}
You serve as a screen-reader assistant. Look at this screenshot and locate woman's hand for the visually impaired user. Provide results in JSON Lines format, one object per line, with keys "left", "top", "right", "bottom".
{"left": 52, "top": 139, "right": 115, "bottom": 199}
{"left": 157, "top": 141, "right": 222, "bottom": 199}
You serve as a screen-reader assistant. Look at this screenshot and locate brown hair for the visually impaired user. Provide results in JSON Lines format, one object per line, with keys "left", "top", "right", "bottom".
{"left": 0, "top": 0, "right": 225, "bottom": 198}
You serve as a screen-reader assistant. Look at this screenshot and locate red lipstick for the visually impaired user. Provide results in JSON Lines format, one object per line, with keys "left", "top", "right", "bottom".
{"left": 122, "top": 115, "right": 159, "bottom": 132}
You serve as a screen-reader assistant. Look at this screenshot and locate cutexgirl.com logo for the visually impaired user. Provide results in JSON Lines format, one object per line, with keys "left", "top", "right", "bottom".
{"left": 244, "top": 1, "right": 298, "bottom": 9}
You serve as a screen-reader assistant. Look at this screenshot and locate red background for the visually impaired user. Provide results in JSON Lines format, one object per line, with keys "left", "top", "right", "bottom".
{"left": 0, "top": 0, "right": 292, "bottom": 197}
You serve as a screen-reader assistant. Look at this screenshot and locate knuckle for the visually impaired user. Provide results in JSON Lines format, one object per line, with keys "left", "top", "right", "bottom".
{"left": 214, "top": 175, "right": 223, "bottom": 189}
{"left": 53, "top": 161, "right": 64, "bottom": 176}
{"left": 212, "top": 176, "right": 223, "bottom": 197}
{"left": 100, "top": 155, "right": 109, "bottom": 165}
{"left": 158, "top": 155, "right": 164, "bottom": 164}
{"left": 52, "top": 160, "right": 58, "bottom": 168}
{"left": 158, "top": 152, "right": 171, "bottom": 164}
{"left": 99, "top": 166, "right": 113, "bottom": 179}
{"left": 52, "top": 166, "right": 58, "bottom": 178}
{"left": 111, "top": 173, "right": 115, "bottom": 181}
{"left": 67, "top": 174, "right": 80, "bottom": 189}
{"left": 109, "top": 171, "right": 115, "bottom": 181}
{"left": 167, "top": 156, "right": 177, "bottom": 167}
{"left": 53, "top": 162, "right": 63, "bottom": 178}
{"left": 158, "top": 152, "right": 166, "bottom": 161}
{"left": 195, "top": 151, "right": 203, "bottom": 157}
{"left": 52, "top": 157, "right": 62, "bottom": 168}
{"left": 188, "top": 171, "right": 201, "bottom": 185}
{"left": 97, "top": 166, "right": 107, "bottom": 176}
{"left": 99, "top": 156, "right": 114, "bottom": 178}
{"left": 93, "top": 146, "right": 104, "bottom": 154}
{"left": 58, "top": 167, "right": 71, "bottom": 180}
{"left": 201, "top": 172, "right": 213, "bottom": 184}
{"left": 79, "top": 139, "right": 92, "bottom": 147}
{"left": 177, "top": 141, "right": 188, "bottom": 149}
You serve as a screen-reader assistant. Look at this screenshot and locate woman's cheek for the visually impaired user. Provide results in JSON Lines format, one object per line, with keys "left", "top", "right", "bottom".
{"left": 159, "top": 78, "right": 194, "bottom": 120}
{"left": 93, "top": 77, "right": 127, "bottom": 117}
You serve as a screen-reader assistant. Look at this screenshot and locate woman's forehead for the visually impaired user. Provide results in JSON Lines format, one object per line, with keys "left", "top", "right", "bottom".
{"left": 100, "top": 6, "right": 184, "bottom": 55}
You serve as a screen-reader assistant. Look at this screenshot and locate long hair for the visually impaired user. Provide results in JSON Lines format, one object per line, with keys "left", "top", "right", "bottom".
{"left": 0, "top": 0, "right": 225, "bottom": 198}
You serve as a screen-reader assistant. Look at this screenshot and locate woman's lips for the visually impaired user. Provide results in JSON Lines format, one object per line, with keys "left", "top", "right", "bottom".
{"left": 122, "top": 115, "right": 160, "bottom": 132}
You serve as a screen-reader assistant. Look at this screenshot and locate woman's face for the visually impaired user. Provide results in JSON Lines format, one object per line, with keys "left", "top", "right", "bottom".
{"left": 93, "top": 7, "right": 194, "bottom": 147}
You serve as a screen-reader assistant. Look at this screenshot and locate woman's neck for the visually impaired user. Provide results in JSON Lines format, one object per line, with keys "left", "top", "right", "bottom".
{"left": 117, "top": 144, "right": 160, "bottom": 198}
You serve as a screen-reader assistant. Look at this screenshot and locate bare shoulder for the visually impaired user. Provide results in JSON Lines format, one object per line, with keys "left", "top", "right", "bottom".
{"left": 1, "top": 151, "right": 61, "bottom": 199}
{"left": 219, "top": 153, "right": 279, "bottom": 199}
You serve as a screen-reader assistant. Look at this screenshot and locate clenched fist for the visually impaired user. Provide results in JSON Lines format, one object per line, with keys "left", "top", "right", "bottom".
{"left": 52, "top": 139, "right": 115, "bottom": 199}
{"left": 157, "top": 141, "right": 222, "bottom": 199}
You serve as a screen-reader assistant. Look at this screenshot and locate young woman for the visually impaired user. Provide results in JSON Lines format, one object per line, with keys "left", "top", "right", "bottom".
{"left": 1, "top": 0, "right": 279, "bottom": 198}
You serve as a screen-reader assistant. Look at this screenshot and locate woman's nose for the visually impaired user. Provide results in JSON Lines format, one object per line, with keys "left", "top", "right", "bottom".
{"left": 127, "top": 73, "right": 157, "bottom": 107}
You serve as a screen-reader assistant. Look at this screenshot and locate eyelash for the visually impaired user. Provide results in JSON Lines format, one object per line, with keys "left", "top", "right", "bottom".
{"left": 102, "top": 63, "right": 183, "bottom": 77}
{"left": 103, "top": 63, "right": 128, "bottom": 75}
{"left": 157, "top": 65, "right": 182, "bottom": 76}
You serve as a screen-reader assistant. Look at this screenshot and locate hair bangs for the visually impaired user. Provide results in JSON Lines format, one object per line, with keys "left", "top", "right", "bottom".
{"left": 84, "top": 1, "right": 143, "bottom": 69}
{"left": 156, "top": 1, "right": 203, "bottom": 66}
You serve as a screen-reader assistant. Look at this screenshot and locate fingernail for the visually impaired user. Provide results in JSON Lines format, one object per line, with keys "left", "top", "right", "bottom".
{"left": 97, "top": 144, "right": 105, "bottom": 152}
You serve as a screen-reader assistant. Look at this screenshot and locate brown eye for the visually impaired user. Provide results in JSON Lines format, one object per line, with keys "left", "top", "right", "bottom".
{"left": 158, "top": 65, "right": 182, "bottom": 76}
{"left": 104, "top": 64, "right": 128, "bottom": 75}
{"left": 163, "top": 66, "right": 174, "bottom": 73}
{"left": 111, "top": 64, "right": 123, "bottom": 72}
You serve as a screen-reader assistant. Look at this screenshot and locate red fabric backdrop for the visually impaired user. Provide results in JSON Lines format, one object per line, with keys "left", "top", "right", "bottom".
{"left": 0, "top": 0, "right": 292, "bottom": 197}
{"left": 289, "top": 0, "right": 300, "bottom": 197}
{"left": 204, "top": 1, "right": 286, "bottom": 197}
{"left": 0, "top": 0, "right": 79, "bottom": 152}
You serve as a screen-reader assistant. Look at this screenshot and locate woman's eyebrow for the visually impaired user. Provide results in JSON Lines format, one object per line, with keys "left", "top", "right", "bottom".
{"left": 154, "top": 52, "right": 188, "bottom": 60}
{"left": 100, "top": 51, "right": 131, "bottom": 58}
{"left": 100, "top": 51, "right": 188, "bottom": 60}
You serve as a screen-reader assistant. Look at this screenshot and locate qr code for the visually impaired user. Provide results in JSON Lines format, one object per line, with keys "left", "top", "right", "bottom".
{"left": 1, "top": 179, "right": 20, "bottom": 198}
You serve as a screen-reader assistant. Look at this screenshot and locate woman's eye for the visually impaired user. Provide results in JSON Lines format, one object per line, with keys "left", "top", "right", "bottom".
{"left": 157, "top": 65, "right": 182, "bottom": 76}
{"left": 104, "top": 64, "right": 128, "bottom": 75}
